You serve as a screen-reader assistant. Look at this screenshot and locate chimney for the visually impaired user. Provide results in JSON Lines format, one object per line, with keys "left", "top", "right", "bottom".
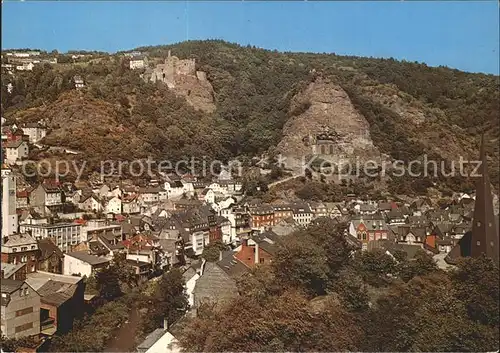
{"left": 163, "top": 317, "right": 169, "bottom": 331}
{"left": 168, "top": 50, "right": 171, "bottom": 58}
{"left": 219, "top": 250, "right": 223, "bottom": 262}
{"left": 242, "top": 238, "right": 248, "bottom": 247}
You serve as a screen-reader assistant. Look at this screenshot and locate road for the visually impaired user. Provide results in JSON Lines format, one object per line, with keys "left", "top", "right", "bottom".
{"left": 104, "top": 306, "right": 141, "bottom": 352}
{"left": 268, "top": 175, "right": 302, "bottom": 188}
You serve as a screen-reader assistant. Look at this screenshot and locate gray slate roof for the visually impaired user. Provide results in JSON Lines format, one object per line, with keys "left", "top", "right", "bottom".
{"left": 65, "top": 251, "right": 110, "bottom": 266}
{"left": 1, "top": 279, "right": 23, "bottom": 293}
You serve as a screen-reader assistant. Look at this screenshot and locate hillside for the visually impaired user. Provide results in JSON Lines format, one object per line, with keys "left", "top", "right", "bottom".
{"left": 2, "top": 40, "right": 499, "bottom": 194}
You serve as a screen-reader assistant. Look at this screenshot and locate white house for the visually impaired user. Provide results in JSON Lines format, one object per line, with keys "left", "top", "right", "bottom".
{"left": 63, "top": 251, "right": 110, "bottom": 277}
{"left": 290, "top": 203, "right": 314, "bottom": 227}
{"left": 200, "top": 188, "right": 215, "bottom": 204}
{"left": 138, "top": 188, "right": 160, "bottom": 204}
{"left": 5, "top": 140, "right": 28, "bottom": 163}
{"left": 16, "top": 62, "right": 34, "bottom": 71}
{"left": 122, "top": 194, "right": 140, "bottom": 214}
{"left": 129, "top": 56, "right": 147, "bottom": 70}
{"left": 21, "top": 123, "right": 46, "bottom": 143}
{"left": 74, "top": 75, "right": 85, "bottom": 89}
{"left": 105, "top": 196, "right": 122, "bottom": 214}
{"left": 164, "top": 181, "right": 185, "bottom": 199}
{"left": 78, "top": 194, "right": 103, "bottom": 213}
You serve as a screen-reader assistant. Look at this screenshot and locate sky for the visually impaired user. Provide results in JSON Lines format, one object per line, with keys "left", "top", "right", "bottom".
{"left": 2, "top": 1, "right": 499, "bottom": 75}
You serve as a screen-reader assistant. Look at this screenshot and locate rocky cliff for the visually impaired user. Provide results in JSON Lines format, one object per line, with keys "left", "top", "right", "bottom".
{"left": 276, "top": 78, "right": 381, "bottom": 169}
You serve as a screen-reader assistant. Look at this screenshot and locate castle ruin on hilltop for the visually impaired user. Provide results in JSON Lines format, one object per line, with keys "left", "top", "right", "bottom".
{"left": 143, "top": 50, "right": 207, "bottom": 89}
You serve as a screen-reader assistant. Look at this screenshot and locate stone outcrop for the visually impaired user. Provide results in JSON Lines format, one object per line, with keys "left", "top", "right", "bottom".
{"left": 276, "top": 77, "right": 381, "bottom": 169}
{"left": 143, "top": 51, "right": 215, "bottom": 114}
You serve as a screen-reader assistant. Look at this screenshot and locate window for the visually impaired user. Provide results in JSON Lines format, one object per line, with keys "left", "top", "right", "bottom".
{"left": 21, "top": 255, "right": 27, "bottom": 263}
{"left": 476, "top": 241, "right": 481, "bottom": 246}
{"left": 16, "top": 307, "right": 33, "bottom": 317}
{"left": 15, "top": 322, "right": 33, "bottom": 333}
{"left": 31, "top": 245, "right": 36, "bottom": 250}
{"left": 13, "top": 248, "right": 17, "bottom": 252}
{"left": 259, "top": 258, "right": 264, "bottom": 263}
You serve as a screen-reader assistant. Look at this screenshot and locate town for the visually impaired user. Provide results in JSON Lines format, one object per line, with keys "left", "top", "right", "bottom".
{"left": 1, "top": 101, "right": 499, "bottom": 351}
{"left": 1, "top": 8, "right": 499, "bottom": 349}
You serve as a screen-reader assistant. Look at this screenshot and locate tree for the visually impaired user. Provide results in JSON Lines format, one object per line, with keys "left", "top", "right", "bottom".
{"left": 353, "top": 248, "right": 397, "bottom": 287}
{"left": 272, "top": 234, "right": 330, "bottom": 295}
{"left": 396, "top": 249, "right": 439, "bottom": 282}
{"left": 95, "top": 265, "right": 122, "bottom": 299}
{"left": 138, "top": 269, "right": 189, "bottom": 336}
{"left": 451, "top": 255, "right": 499, "bottom": 327}
{"left": 202, "top": 241, "right": 228, "bottom": 262}
{"left": 177, "top": 290, "right": 362, "bottom": 352}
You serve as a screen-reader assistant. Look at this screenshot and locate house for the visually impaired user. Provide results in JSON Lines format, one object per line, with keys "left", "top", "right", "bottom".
{"left": 234, "top": 236, "right": 276, "bottom": 267}
{"left": 122, "top": 194, "right": 140, "bottom": 214}
{"left": 16, "top": 62, "right": 34, "bottom": 71}
{"left": 359, "top": 203, "right": 377, "bottom": 215}
{"left": 4, "top": 140, "right": 28, "bottom": 163}
{"left": 37, "top": 238, "right": 64, "bottom": 274}
{"left": 78, "top": 193, "right": 103, "bottom": 213}
{"left": 192, "top": 252, "right": 247, "bottom": 310}
{"left": 0, "top": 279, "right": 40, "bottom": 339}
{"left": 217, "top": 216, "right": 232, "bottom": 244}
{"left": 200, "top": 188, "right": 215, "bottom": 204}
{"left": 424, "top": 222, "right": 469, "bottom": 254}
{"left": 272, "top": 204, "right": 293, "bottom": 224}
{"left": 406, "top": 215, "right": 429, "bottom": 227}
{"left": 63, "top": 251, "right": 110, "bottom": 277}
{"left": 290, "top": 203, "right": 314, "bottom": 227}
{"left": 19, "top": 210, "right": 48, "bottom": 230}
{"left": 164, "top": 180, "right": 185, "bottom": 199}
{"left": 126, "top": 259, "right": 152, "bottom": 282}
{"left": 1, "top": 263, "right": 27, "bottom": 281}
{"left": 73, "top": 75, "right": 85, "bottom": 89}
{"left": 129, "top": 55, "right": 147, "bottom": 70}
{"left": 80, "top": 220, "right": 122, "bottom": 243}
{"left": 410, "top": 198, "right": 433, "bottom": 216}
{"left": 30, "top": 181, "right": 64, "bottom": 215}
{"left": 325, "top": 202, "right": 345, "bottom": 219}
{"left": 123, "top": 234, "right": 165, "bottom": 269}
{"left": 21, "top": 123, "right": 47, "bottom": 143}
{"left": 368, "top": 239, "right": 424, "bottom": 261}
{"left": 16, "top": 189, "right": 31, "bottom": 209}
{"left": 25, "top": 271, "right": 84, "bottom": 335}
{"left": 1, "top": 233, "right": 40, "bottom": 274}
{"left": 249, "top": 204, "right": 275, "bottom": 230}
{"left": 397, "top": 225, "right": 426, "bottom": 246}
{"left": 378, "top": 201, "right": 394, "bottom": 213}
{"left": 20, "top": 223, "right": 81, "bottom": 253}
{"left": 349, "top": 214, "right": 389, "bottom": 250}
{"left": 386, "top": 210, "right": 406, "bottom": 225}
{"left": 138, "top": 187, "right": 160, "bottom": 205}
{"left": 104, "top": 195, "right": 122, "bottom": 214}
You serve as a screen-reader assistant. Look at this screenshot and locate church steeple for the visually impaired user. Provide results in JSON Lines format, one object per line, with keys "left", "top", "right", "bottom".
{"left": 445, "top": 135, "right": 499, "bottom": 265}
{"left": 469, "top": 135, "right": 499, "bottom": 261}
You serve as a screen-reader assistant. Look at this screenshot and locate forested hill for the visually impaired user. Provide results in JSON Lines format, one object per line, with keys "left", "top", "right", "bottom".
{"left": 2, "top": 40, "right": 499, "bottom": 192}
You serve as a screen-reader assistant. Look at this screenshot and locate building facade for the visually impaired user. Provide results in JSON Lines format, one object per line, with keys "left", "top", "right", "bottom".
{"left": 1, "top": 279, "right": 41, "bottom": 339}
